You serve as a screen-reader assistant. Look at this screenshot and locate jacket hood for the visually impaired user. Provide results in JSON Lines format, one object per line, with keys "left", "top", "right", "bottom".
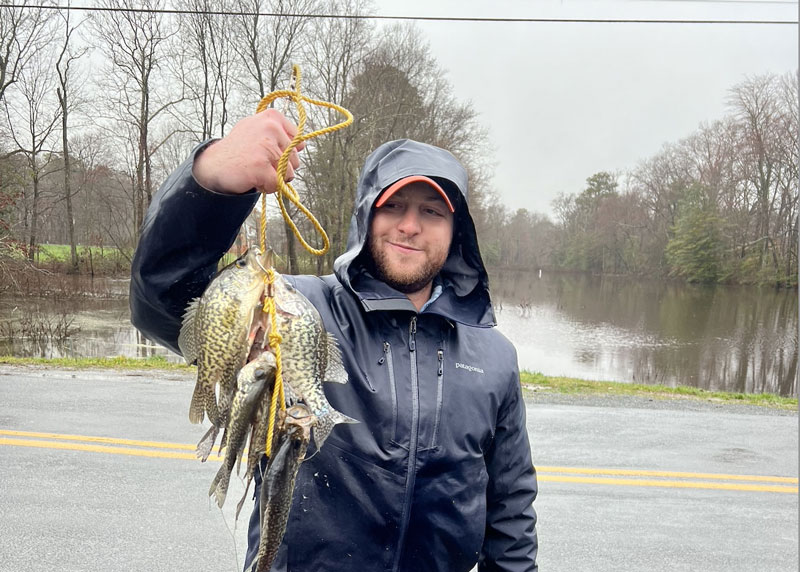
{"left": 333, "top": 139, "right": 495, "bottom": 327}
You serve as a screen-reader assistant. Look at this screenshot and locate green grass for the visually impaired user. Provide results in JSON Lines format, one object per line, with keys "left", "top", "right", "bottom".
{"left": 0, "top": 356, "right": 794, "bottom": 410}
{"left": 0, "top": 355, "right": 193, "bottom": 371}
{"left": 37, "top": 244, "right": 129, "bottom": 262}
{"left": 521, "top": 371, "right": 798, "bottom": 410}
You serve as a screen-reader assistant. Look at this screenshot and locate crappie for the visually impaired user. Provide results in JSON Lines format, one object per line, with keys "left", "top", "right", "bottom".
{"left": 271, "top": 273, "right": 357, "bottom": 450}
{"left": 252, "top": 404, "right": 315, "bottom": 572}
{"left": 178, "top": 248, "right": 269, "bottom": 456}
{"left": 209, "top": 351, "right": 276, "bottom": 509}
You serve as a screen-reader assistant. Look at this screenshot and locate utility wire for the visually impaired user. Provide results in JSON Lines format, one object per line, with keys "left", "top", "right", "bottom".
{"left": 625, "top": 0, "right": 795, "bottom": 4}
{"left": 0, "top": 3, "right": 796, "bottom": 25}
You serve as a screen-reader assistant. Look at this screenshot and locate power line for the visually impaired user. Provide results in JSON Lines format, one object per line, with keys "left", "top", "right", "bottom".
{"left": 626, "top": 0, "right": 795, "bottom": 4}
{"left": 0, "top": 3, "right": 796, "bottom": 25}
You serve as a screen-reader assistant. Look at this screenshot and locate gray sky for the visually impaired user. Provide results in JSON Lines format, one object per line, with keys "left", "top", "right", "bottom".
{"left": 373, "top": 0, "right": 798, "bottom": 216}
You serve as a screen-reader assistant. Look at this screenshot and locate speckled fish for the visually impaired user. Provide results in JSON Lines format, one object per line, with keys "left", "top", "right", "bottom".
{"left": 271, "top": 273, "right": 357, "bottom": 450}
{"left": 252, "top": 404, "right": 315, "bottom": 572}
{"left": 178, "top": 248, "right": 269, "bottom": 459}
{"left": 209, "top": 351, "right": 276, "bottom": 508}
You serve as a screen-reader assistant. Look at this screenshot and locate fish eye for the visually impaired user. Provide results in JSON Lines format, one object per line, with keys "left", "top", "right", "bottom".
{"left": 254, "top": 368, "right": 265, "bottom": 379}
{"left": 235, "top": 257, "right": 247, "bottom": 268}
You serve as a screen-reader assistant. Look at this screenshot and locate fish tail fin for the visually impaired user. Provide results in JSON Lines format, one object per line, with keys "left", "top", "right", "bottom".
{"left": 196, "top": 425, "right": 219, "bottom": 462}
{"left": 209, "top": 465, "right": 231, "bottom": 508}
{"left": 313, "top": 409, "right": 358, "bottom": 451}
{"left": 189, "top": 385, "right": 205, "bottom": 424}
{"left": 218, "top": 426, "right": 229, "bottom": 456}
{"left": 205, "top": 393, "right": 223, "bottom": 427}
{"left": 235, "top": 474, "right": 253, "bottom": 521}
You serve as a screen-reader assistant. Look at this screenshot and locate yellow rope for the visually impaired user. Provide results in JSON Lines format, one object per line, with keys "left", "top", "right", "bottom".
{"left": 256, "top": 65, "right": 353, "bottom": 255}
{"left": 263, "top": 269, "right": 286, "bottom": 458}
{"left": 257, "top": 65, "right": 352, "bottom": 457}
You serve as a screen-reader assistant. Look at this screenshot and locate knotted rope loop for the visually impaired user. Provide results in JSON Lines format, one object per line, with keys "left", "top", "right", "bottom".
{"left": 254, "top": 64, "right": 353, "bottom": 457}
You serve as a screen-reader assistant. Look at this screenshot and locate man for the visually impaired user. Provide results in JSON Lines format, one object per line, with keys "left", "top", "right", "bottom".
{"left": 130, "top": 109, "right": 538, "bottom": 571}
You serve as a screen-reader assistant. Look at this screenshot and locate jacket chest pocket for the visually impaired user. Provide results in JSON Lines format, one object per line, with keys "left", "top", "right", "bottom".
{"left": 374, "top": 341, "right": 400, "bottom": 445}
{"left": 371, "top": 341, "right": 446, "bottom": 451}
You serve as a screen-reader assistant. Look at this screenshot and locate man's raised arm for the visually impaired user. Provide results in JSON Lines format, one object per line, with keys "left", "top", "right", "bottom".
{"left": 129, "top": 110, "right": 302, "bottom": 354}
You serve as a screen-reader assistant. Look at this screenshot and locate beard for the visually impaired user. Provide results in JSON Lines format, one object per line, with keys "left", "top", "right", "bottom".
{"left": 368, "top": 234, "right": 449, "bottom": 295}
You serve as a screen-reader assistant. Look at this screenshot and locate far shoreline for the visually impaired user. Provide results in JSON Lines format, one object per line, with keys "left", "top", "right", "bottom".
{"left": 0, "top": 356, "right": 795, "bottom": 412}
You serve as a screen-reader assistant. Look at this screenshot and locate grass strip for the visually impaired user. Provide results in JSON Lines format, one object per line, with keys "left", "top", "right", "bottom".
{"left": 521, "top": 371, "right": 797, "bottom": 410}
{"left": 0, "top": 355, "right": 193, "bottom": 371}
{"left": 37, "top": 244, "right": 128, "bottom": 261}
{"left": 0, "top": 357, "right": 794, "bottom": 410}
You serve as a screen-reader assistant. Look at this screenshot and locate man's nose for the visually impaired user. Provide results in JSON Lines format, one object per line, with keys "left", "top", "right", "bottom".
{"left": 396, "top": 209, "right": 422, "bottom": 235}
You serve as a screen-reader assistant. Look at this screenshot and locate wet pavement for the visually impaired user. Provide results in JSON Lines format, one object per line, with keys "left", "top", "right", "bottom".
{"left": 0, "top": 366, "right": 796, "bottom": 571}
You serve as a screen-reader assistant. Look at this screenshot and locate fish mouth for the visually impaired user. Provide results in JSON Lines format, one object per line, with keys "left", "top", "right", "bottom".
{"left": 253, "top": 248, "right": 272, "bottom": 275}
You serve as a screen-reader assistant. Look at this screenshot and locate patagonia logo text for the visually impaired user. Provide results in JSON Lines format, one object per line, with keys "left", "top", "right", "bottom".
{"left": 455, "top": 362, "right": 484, "bottom": 374}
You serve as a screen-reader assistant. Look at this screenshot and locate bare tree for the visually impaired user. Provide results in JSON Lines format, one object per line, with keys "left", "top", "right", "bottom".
{"left": 55, "top": 6, "right": 88, "bottom": 273}
{"left": 3, "top": 38, "right": 61, "bottom": 260}
{"left": 232, "top": 0, "right": 318, "bottom": 99}
{"left": 230, "top": 0, "right": 319, "bottom": 272}
{"left": 301, "top": 20, "right": 493, "bottom": 273}
{"left": 728, "top": 74, "right": 783, "bottom": 271}
{"left": 299, "top": 0, "right": 373, "bottom": 273}
{"left": 175, "top": 0, "right": 238, "bottom": 141}
{"left": 91, "top": 0, "right": 181, "bottom": 243}
{"left": 0, "top": 3, "right": 53, "bottom": 106}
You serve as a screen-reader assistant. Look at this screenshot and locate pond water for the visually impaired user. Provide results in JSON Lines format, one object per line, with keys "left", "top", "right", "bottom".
{"left": 490, "top": 270, "right": 797, "bottom": 397}
{"left": 0, "top": 271, "right": 796, "bottom": 396}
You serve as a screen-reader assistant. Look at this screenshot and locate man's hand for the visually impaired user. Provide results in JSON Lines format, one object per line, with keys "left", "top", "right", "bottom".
{"left": 192, "top": 109, "right": 305, "bottom": 195}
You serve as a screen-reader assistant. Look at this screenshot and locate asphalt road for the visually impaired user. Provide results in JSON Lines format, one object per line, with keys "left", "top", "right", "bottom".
{"left": 0, "top": 365, "right": 797, "bottom": 572}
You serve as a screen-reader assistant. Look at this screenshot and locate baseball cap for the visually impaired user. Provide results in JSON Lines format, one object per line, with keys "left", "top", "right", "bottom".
{"left": 375, "top": 175, "right": 455, "bottom": 213}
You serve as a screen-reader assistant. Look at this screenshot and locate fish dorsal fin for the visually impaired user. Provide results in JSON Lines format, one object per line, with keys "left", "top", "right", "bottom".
{"left": 178, "top": 297, "right": 200, "bottom": 364}
{"left": 313, "top": 409, "right": 359, "bottom": 452}
{"left": 324, "top": 332, "right": 348, "bottom": 384}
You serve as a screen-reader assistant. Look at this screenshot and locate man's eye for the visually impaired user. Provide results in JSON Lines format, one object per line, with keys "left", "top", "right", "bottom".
{"left": 424, "top": 207, "right": 444, "bottom": 217}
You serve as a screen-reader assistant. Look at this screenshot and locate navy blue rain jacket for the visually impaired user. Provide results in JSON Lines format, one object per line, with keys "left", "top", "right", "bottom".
{"left": 130, "top": 139, "right": 538, "bottom": 572}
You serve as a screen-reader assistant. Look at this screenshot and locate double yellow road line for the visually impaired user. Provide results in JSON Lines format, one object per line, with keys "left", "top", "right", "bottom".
{"left": 0, "top": 429, "right": 223, "bottom": 462}
{"left": 537, "top": 465, "right": 798, "bottom": 494}
{"left": 1, "top": 429, "right": 797, "bottom": 494}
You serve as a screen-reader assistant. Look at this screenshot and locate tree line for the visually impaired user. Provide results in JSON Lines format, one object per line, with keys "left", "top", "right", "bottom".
{"left": 0, "top": 0, "right": 495, "bottom": 278}
{"left": 0, "top": 2, "right": 795, "bottom": 286}
{"left": 482, "top": 72, "right": 798, "bottom": 286}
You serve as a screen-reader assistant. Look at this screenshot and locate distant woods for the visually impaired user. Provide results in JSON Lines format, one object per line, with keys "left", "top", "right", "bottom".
{"left": 0, "top": 2, "right": 795, "bottom": 286}
{"left": 0, "top": 0, "right": 490, "bottom": 278}
{"left": 481, "top": 72, "right": 798, "bottom": 286}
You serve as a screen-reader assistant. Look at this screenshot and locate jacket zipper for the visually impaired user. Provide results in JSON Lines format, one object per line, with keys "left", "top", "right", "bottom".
{"left": 430, "top": 349, "right": 444, "bottom": 448}
{"left": 380, "top": 341, "right": 398, "bottom": 440}
{"left": 393, "top": 316, "right": 419, "bottom": 571}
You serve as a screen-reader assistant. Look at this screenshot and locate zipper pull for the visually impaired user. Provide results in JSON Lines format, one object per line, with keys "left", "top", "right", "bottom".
{"left": 409, "top": 317, "right": 417, "bottom": 352}
{"left": 378, "top": 342, "right": 389, "bottom": 365}
{"left": 437, "top": 349, "right": 443, "bottom": 376}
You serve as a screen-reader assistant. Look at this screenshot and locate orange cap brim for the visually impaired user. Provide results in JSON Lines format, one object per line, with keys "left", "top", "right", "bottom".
{"left": 375, "top": 175, "right": 455, "bottom": 213}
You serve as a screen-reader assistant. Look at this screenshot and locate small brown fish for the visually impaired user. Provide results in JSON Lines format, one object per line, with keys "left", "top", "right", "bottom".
{"left": 252, "top": 404, "right": 315, "bottom": 572}
{"left": 209, "top": 351, "right": 276, "bottom": 508}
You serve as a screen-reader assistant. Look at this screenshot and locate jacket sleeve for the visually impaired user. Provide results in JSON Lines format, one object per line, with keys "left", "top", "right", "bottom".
{"left": 129, "top": 143, "right": 259, "bottom": 355}
{"left": 479, "top": 366, "right": 539, "bottom": 572}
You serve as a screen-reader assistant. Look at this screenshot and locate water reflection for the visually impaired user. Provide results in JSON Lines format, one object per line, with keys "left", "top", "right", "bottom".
{"left": 0, "top": 273, "right": 796, "bottom": 396}
{"left": 490, "top": 271, "right": 798, "bottom": 397}
{"left": 0, "top": 292, "right": 181, "bottom": 363}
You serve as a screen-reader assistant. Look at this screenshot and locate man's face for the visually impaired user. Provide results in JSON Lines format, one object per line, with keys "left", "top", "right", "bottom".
{"left": 368, "top": 182, "right": 455, "bottom": 295}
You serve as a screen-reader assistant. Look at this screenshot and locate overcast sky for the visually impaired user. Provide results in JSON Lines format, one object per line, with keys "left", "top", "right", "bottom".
{"left": 371, "top": 0, "right": 797, "bottom": 217}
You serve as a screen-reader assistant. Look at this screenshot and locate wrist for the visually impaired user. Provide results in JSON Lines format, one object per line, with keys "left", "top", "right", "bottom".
{"left": 192, "top": 140, "right": 251, "bottom": 195}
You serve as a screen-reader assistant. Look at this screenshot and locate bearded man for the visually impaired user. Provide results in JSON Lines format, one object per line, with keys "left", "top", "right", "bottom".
{"left": 130, "top": 109, "right": 539, "bottom": 572}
